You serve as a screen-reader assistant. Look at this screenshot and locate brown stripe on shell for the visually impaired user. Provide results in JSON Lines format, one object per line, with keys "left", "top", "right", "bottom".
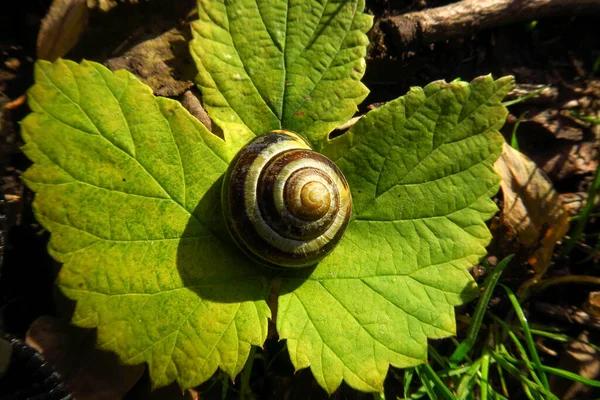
{"left": 258, "top": 150, "right": 340, "bottom": 241}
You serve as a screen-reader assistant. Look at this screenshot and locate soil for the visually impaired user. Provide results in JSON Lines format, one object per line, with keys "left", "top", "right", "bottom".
{"left": 1, "top": 0, "right": 600, "bottom": 399}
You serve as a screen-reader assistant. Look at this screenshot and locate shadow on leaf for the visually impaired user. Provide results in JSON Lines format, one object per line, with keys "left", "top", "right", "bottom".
{"left": 176, "top": 177, "right": 308, "bottom": 306}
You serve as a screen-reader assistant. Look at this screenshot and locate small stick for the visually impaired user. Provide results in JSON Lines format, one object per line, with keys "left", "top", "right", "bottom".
{"left": 383, "top": 0, "right": 600, "bottom": 49}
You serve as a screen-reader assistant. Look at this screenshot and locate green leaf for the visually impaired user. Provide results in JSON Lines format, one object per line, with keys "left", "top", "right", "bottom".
{"left": 189, "top": 0, "right": 372, "bottom": 151}
{"left": 277, "top": 75, "right": 514, "bottom": 394}
{"left": 21, "top": 59, "right": 270, "bottom": 389}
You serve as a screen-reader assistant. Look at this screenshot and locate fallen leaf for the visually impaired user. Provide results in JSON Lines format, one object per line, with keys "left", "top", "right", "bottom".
{"left": 585, "top": 291, "right": 600, "bottom": 319}
{"left": 37, "top": 0, "right": 89, "bottom": 61}
{"left": 551, "top": 331, "right": 600, "bottom": 400}
{"left": 494, "top": 142, "right": 570, "bottom": 275}
{"left": 181, "top": 90, "right": 212, "bottom": 131}
{"left": 106, "top": 27, "right": 195, "bottom": 97}
{"left": 87, "top": 0, "right": 142, "bottom": 12}
{"left": 26, "top": 316, "right": 144, "bottom": 400}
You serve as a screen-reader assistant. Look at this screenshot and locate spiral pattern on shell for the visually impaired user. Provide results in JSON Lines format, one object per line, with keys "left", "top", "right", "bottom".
{"left": 222, "top": 130, "right": 352, "bottom": 268}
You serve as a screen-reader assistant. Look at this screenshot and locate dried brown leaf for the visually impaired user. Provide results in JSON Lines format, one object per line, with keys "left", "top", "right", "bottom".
{"left": 26, "top": 316, "right": 144, "bottom": 400}
{"left": 181, "top": 90, "right": 212, "bottom": 131}
{"left": 551, "top": 331, "right": 600, "bottom": 400}
{"left": 37, "top": 0, "right": 89, "bottom": 61}
{"left": 87, "top": 0, "right": 142, "bottom": 12}
{"left": 494, "top": 142, "right": 570, "bottom": 274}
{"left": 106, "top": 27, "right": 195, "bottom": 97}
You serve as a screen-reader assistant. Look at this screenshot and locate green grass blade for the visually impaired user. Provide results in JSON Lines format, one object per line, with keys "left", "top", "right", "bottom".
{"left": 429, "top": 344, "right": 449, "bottom": 368}
{"left": 404, "top": 368, "right": 415, "bottom": 399}
{"left": 529, "top": 329, "right": 600, "bottom": 352}
{"left": 486, "top": 384, "right": 508, "bottom": 400}
{"left": 415, "top": 365, "right": 438, "bottom": 400}
{"left": 563, "top": 161, "right": 600, "bottom": 256}
{"left": 501, "top": 353, "right": 600, "bottom": 388}
{"left": 489, "top": 351, "right": 554, "bottom": 399}
{"left": 417, "top": 364, "right": 457, "bottom": 400}
{"left": 240, "top": 346, "right": 256, "bottom": 400}
{"left": 496, "top": 359, "right": 509, "bottom": 397}
{"left": 456, "top": 358, "right": 481, "bottom": 400}
{"left": 506, "top": 330, "right": 545, "bottom": 390}
{"left": 503, "top": 85, "right": 550, "bottom": 107}
{"left": 499, "top": 284, "right": 550, "bottom": 391}
{"left": 510, "top": 112, "right": 527, "bottom": 151}
{"left": 489, "top": 315, "right": 545, "bottom": 389}
{"left": 450, "top": 255, "right": 514, "bottom": 366}
{"left": 480, "top": 349, "right": 491, "bottom": 400}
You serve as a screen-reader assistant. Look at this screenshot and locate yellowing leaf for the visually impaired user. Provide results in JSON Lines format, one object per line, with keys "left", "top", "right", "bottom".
{"left": 21, "top": 59, "right": 270, "bottom": 390}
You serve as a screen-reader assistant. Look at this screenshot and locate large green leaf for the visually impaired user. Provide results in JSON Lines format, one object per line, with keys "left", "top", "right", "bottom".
{"left": 21, "top": 59, "right": 270, "bottom": 389}
{"left": 277, "top": 76, "right": 513, "bottom": 394}
{"left": 189, "top": 0, "right": 371, "bottom": 151}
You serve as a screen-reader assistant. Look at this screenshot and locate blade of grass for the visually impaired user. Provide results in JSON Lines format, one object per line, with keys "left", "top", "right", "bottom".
{"left": 485, "top": 384, "right": 508, "bottom": 400}
{"left": 220, "top": 372, "right": 230, "bottom": 400}
{"left": 496, "top": 358, "right": 509, "bottom": 397}
{"left": 563, "top": 161, "right": 600, "bottom": 256}
{"left": 489, "top": 315, "right": 545, "bottom": 390}
{"left": 499, "top": 284, "right": 550, "bottom": 391}
{"left": 503, "top": 85, "right": 550, "bottom": 107}
{"left": 490, "top": 315, "right": 600, "bottom": 352}
{"left": 240, "top": 346, "right": 256, "bottom": 400}
{"left": 529, "top": 275, "right": 600, "bottom": 294}
{"left": 429, "top": 344, "right": 449, "bottom": 368}
{"left": 404, "top": 368, "right": 415, "bottom": 399}
{"left": 510, "top": 112, "right": 527, "bottom": 151}
{"left": 506, "top": 330, "right": 545, "bottom": 390}
{"left": 417, "top": 364, "right": 457, "bottom": 400}
{"left": 480, "top": 348, "right": 491, "bottom": 400}
{"left": 438, "top": 365, "right": 480, "bottom": 378}
{"left": 456, "top": 358, "right": 482, "bottom": 400}
{"left": 450, "top": 337, "right": 473, "bottom": 363}
{"left": 489, "top": 350, "right": 556, "bottom": 400}
{"left": 501, "top": 353, "right": 600, "bottom": 388}
{"left": 415, "top": 365, "right": 438, "bottom": 400}
{"left": 450, "top": 255, "right": 514, "bottom": 366}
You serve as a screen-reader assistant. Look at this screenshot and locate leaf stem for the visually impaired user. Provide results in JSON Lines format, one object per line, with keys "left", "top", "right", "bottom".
{"left": 499, "top": 285, "right": 550, "bottom": 391}
{"left": 528, "top": 274, "right": 600, "bottom": 293}
{"left": 240, "top": 346, "right": 257, "bottom": 400}
{"left": 449, "top": 255, "right": 514, "bottom": 366}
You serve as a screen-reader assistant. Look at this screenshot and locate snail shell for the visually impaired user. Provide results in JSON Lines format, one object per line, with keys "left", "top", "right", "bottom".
{"left": 221, "top": 130, "right": 352, "bottom": 268}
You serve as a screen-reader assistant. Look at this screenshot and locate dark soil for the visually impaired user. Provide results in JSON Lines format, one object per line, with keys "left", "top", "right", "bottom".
{"left": 1, "top": 0, "right": 600, "bottom": 399}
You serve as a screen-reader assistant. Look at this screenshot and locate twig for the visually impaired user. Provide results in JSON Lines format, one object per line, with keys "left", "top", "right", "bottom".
{"left": 383, "top": 0, "right": 600, "bottom": 49}
{"left": 529, "top": 275, "right": 600, "bottom": 293}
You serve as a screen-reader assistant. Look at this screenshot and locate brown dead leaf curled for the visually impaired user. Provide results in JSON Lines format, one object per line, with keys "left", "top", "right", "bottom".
{"left": 494, "top": 142, "right": 570, "bottom": 275}
{"left": 26, "top": 316, "right": 144, "bottom": 400}
{"left": 181, "top": 90, "right": 212, "bottom": 131}
{"left": 37, "top": 0, "right": 89, "bottom": 62}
